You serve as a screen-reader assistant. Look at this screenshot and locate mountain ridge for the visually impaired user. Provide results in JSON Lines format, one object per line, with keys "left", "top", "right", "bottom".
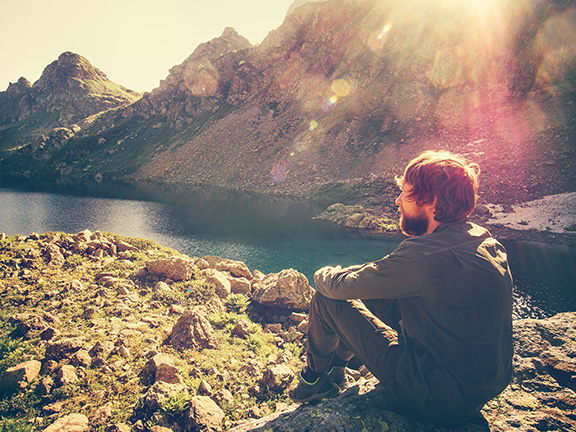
{"left": 0, "top": 0, "right": 575, "bottom": 212}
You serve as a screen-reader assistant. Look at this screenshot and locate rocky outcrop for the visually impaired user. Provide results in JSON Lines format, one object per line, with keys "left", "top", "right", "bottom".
{"left": 0, "top": 231, "right": 575, "bottom": 431}
{"left": 231, "top": 312, "right": 576, "bottom": 432}
{"left": 251, "top": 269, "right": 315, "bottom": 311}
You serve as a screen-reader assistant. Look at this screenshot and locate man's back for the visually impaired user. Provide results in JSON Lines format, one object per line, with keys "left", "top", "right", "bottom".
{"left": 392, "top": 221, "right": 513, "bottom": 422}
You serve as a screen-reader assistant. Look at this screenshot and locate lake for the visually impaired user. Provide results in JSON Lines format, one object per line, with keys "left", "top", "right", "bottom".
{"left": 1, "top": 180, "right": 575, "bottom": 319}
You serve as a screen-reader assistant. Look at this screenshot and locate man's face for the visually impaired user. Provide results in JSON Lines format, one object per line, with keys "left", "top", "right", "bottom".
{"left": 395, "top": 183, "right": 429, "bottom": 237}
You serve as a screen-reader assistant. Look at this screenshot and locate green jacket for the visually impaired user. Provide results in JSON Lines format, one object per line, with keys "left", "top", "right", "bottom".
{"left": 314, "top": 221, "right": 513, "bottom": 423}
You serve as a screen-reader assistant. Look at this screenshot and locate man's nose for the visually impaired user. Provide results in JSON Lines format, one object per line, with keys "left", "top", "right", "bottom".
{"left": 395, "top": 193, "right": 402, "bottom": 206}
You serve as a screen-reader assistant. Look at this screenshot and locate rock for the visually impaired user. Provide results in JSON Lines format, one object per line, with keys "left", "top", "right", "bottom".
{"left": 148, "top": 427, "right": 173, "bottom": 432}
{"left": 156, "top": 362, "right": 183, "bottom": 384}
{"left": 105, "top": 424, "right": 132, "bottom": 432}
{"left": 198, "top": 379, "right": 213, "bottom": 396}
{"left": 141, "top": 381, "right": 187, "bottom": 412}
{"left": 184, "top": 396, "right": 225, "bottom": 432}
{"left": 146, "top": 256, "right": 197, "bottom": 281}
{"left": 141, "top": 354, "right": 177, "bottom": 386}
{"left": 56, "top": 365, "right": 78, "bottom": 386}
{"left": 204, "top": 268, "right": 232, "bottom": 299}
{"left": 116, "top": 240, "right": 140, "bottom": 253}
{"left": 212, "top": 388, "right": 234, "bottom": 405}
{"left": 153, "top": 281, "right": 171, "bottom": 292}
{"left": 2, "top": 360, "right": 42, "bottom": 392}
{"left": 203, "top": 255, "right": 253, "bottom": 279}
{"left": 70, "top": 349, "right": 92, "bottom": 367}
{"left": 251, "top": 269, "right": 314, "bottom": 311}
{"left": 40, "top": 326, "right": 60, "bottom": 340}
{"left": 260, "top": 364, "right": 295, "bottom": 392}
{"left": 231, "top": 319, "right": 252, "bottom": 338}
{"left": 231, "top": 312, "right": 576, "bottom": 432}
{"left": 228, "top": 276, "right": 252, "bottom": 295}
{"left": 44, "top": 244, "right": 65, "bottom": 267}
{"left": 167, "top": 310, "right": 217, "bottom": 351}
{"left": 43, "top": 413, "right": 88, "bottom": 432}
{"left": 45, "top": 337, "right": 85, "bottom": 360}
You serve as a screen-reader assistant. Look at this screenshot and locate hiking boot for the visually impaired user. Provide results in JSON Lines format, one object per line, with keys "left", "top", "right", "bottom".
{"left": 328, "top": 366, "right": 347, "bottom": 388}
{"left": 289, "top": 372, "right": 341, "bottom": 404}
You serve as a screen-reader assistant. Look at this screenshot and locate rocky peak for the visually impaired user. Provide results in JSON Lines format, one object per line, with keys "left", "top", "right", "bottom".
{"left": 5, "top": 77, "right": 32, "bottom": 94}
{"left": 33, "top": 51, "right": 112, "bottom": 94}
{"left": 156, "top": 27, "right": 253, "bottom": 94}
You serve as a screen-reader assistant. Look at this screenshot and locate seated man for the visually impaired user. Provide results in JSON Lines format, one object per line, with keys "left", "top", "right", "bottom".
{"left": 289, "top": 150, "right": 513, "bottom": 426}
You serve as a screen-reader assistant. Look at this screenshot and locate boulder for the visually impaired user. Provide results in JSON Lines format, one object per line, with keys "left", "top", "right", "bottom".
{"left": 2, "top": 360, "right": 42, "bottom": 393}
{"left": 204, "top": 268, "right": 232, "bottom": 298}
{"left": 45, "top": 337, "right": 85, "bottom": 360}
{"left": 43, "top": 413, "right": 88, "bottom": 432}
{"left": 184, "top": 396, "right": 225, "bottom": 432}
{"left": 228, "top": 276, "right": 252, "bottom": 295}
{"left": 167, "top": 310, "right": 217, "bottom": 351}
{"left": 251, "top": 269, "right": 314, "bottom": 312}
{"left": 146, "top": 256, "right": 197, "bottom": 281}
{"left": 260, "top": 364, "right": 295, "bottom": 392}
{"left": 141, "top": 381, "right": 188, "bottom": 412}
{"left": 141, "top": 354, "right": 177, "bottom": 386}
{"left": 56, "top": 365, "right": 78, "bottom": 386}
{"left": 203, "top": 255, "right": 253, "bottom": 279}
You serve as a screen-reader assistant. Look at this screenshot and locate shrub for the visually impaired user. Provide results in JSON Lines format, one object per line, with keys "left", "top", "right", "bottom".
{"left": 225, "top": 293, "right": 250, "bottom": 314}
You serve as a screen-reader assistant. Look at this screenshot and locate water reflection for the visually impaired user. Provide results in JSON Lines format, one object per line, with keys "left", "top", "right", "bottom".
{"left": 1, "top": 180, "right": 574, "bottom": 319}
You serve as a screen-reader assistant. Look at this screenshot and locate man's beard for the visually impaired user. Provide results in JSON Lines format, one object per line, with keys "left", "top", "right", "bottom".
{"left": 400, "top": 211, "right": 429, "bottom": 237}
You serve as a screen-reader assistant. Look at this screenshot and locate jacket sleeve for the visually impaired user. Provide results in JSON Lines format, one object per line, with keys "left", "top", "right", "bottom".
{"left": 313, "top": 241, "right": 425, "bottom": 300}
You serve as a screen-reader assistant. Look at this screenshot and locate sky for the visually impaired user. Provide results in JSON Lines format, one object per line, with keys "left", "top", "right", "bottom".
{"left": 0, "top": 0, "right": 296, "bottom": 93}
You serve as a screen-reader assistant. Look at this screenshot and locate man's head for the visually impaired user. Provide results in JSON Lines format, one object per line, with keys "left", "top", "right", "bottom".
{"left": 395, "top": 150, "right": 480, "bottom": 236}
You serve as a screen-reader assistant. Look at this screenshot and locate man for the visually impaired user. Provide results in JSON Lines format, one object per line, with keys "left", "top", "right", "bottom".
{"left": 289, "top": 150, "right": 513, "bottom": 426}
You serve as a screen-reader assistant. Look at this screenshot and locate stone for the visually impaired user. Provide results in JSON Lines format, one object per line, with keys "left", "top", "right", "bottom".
{"left": 116, "top": 240, "right": 140, "bottom": 253}
{"left": 2, "top": 360, "right": 42, "bottom": 392}
{"left": 203, "top": 255, "right": 253, "bottom": 279}
{"left": 212, "top": 388, "right": 234, "bottom": 405}
{"left": 141, "top": 354, "right": 177, "bottom": 386}
{"left": 251, "top": 269, "right": 314, "bottom": 311}
{"left": 156, "top": 362, "right": 183, "bottom": 384}
{"left": 141, "top": 381, "right": 187, "bottom": 412}
{"left": 44, "top": 244, "right": 65, "bottom": 267}
{"left": 260, "top": 364, "right": 295, "bottom": 392}
{"left": 45, "top": 337, "right": 85, "bottom": 360}
{"left": 228, "top": 276, "right": 252, "bottom": 295}
{"left": 231, "top": 319, "right": 252, "bottom": 338}
{"left": 146, "top": 256, "right": 198, "bottom": 281}
{"left": 167, "top": 310, "right": 217, "bottom": 351}
{"left": 204, "top": 268, "right": 232, "bottom": 299}
{"left": 148, "top": 427, "right": 173, "bottom": 432}
{"left": 43, "top": 413, "right": 88, "bottom": 432}
{"left": 56, "top": 365, "right": 78, "bottom": 386}
{"left": 105, "top": 424, "right": 132, "bottom": 432}
{"left": 70, "top": 349, "right": 92, "bottom": 367}
{"left": 185, "top": 396, "right": 225, "bottom": 432}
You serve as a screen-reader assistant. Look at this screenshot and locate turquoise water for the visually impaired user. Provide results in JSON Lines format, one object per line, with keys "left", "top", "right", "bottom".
{"left": 1, "top": 180, "right": 574, "bottom": 318}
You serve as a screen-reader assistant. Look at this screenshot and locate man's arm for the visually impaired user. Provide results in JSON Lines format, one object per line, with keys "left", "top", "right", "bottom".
{"left": 314, "top": 247, "right": 424, "bottom": 300}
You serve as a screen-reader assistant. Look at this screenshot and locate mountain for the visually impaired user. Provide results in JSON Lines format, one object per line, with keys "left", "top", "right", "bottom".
{"left": 0, "top": 52, "right": 141, "bottom": 165}
{"left": 0, "top": 0, "right": 575, "bottom": 209}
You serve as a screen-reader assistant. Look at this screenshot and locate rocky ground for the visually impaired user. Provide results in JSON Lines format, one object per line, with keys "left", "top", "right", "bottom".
{"left": 0, "top": 230, "right": 575, "bottom": 432}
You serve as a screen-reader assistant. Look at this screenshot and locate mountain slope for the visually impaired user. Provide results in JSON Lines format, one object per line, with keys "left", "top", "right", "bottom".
{"left": 0, "top": 0, "right": 575, "bottom": 208}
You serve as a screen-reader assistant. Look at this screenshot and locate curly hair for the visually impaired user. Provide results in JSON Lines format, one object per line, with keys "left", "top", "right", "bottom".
{"left": 395, "top": 150, "right": 480, "bottom": 223}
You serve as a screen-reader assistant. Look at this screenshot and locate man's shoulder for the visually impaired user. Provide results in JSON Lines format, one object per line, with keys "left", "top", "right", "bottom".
{"left": 396, "top": 222, "right": 494, "bottom": 254}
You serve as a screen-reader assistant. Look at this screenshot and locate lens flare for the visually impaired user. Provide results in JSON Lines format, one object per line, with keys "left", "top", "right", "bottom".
{"left": 378, "top": 22, "right": 393, "bottom": 40}
{"left": 309, "top": 120, "right": 318, "bottom": 131}
{"left": 331, "top": 79, "right": 351, "bottom": 97}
